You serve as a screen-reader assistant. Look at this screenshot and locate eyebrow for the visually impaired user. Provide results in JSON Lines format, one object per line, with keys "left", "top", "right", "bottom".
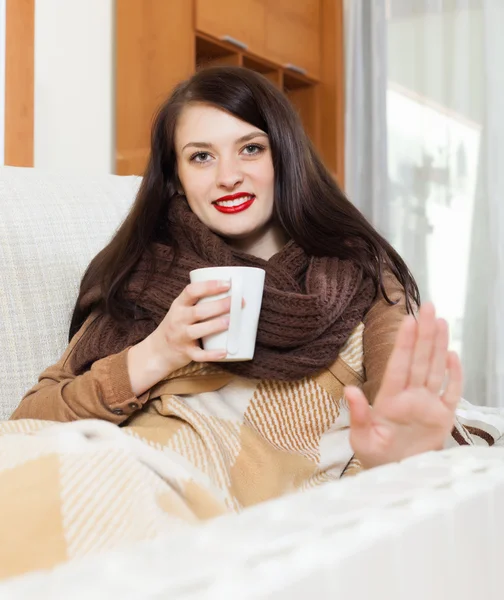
{"left": 182, "top": 131, "right": 268, "bottom": 152}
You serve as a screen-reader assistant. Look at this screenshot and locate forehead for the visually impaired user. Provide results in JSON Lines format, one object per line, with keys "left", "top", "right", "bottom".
{"left": 175, "top": 103, "right": 259, "bottom": 145}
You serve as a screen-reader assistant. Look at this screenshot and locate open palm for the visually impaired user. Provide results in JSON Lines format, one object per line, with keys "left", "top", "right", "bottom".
{"left": 346, "top": 302, "right": 463, "bottom": 469}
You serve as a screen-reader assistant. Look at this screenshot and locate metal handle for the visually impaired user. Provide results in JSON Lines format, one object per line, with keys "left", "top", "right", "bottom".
{"left": 284, "top": 63, "right": 308, "bottom": 76}
{"left": 220, "top": 35, "right": 248, "bottom": 50}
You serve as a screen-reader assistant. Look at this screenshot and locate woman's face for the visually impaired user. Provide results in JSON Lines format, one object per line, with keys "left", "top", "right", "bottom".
{"left": 175, "top": 103, "right": 280, "bottom": 257}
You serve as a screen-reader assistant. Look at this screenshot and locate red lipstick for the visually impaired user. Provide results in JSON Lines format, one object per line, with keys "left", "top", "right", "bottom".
{"left": 213, "top": 192, "right": 255, "bottom": 214}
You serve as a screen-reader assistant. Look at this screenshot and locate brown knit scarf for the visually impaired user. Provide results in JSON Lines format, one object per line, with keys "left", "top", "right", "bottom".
{"left": 72, "top": 196, "right": 376, "bottom": 381}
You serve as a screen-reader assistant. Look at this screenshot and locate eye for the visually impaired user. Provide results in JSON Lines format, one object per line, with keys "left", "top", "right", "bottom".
{"left": 241, "top": 144, "right": 265, "bottom": 157}
{"left": 190, "top": 151, "right": 212, "bottom": 163}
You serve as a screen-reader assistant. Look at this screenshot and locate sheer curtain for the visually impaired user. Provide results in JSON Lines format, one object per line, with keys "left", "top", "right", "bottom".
{"left": 344, "top": 0, "right": 504, "bottom": 407}
{"left": 344, "top": 0, "right": 389, "bottom": 236}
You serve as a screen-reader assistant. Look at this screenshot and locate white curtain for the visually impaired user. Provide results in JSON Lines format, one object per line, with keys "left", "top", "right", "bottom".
{"left": 344, "top": 0, "right": 389, "bottom": 237}
{"left": 344, "top": 0, "right": 504, "bottom": 407}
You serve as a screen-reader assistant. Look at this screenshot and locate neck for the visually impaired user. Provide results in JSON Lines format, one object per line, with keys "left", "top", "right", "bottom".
{"left": 226, "top": 224, "right": 289, "bottom": 260}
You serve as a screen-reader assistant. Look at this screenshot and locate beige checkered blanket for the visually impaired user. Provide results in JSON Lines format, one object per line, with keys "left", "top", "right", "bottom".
{"left": 1, "top": 326, "right": 502, "bottom": 581}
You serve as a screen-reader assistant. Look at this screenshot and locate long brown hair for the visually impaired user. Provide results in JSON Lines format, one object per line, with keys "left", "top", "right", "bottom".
{"left": 69, "top": 66, "right": 419, "bottom": 340}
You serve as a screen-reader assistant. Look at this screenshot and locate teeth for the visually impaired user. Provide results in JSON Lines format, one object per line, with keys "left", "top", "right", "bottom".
{"left": 215, "top": 195, "right": 254, "bottom": 207}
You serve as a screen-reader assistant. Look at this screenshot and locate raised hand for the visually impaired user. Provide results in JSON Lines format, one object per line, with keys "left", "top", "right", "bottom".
{"left": 345, "top": 302, "right": 463, "bottom": 469}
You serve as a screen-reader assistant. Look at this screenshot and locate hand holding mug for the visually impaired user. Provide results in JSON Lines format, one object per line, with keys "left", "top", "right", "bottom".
{"left": 128, "top": 267, "right": 265, "bottom": 396}
{"left": 148, "top": 279, "right": 234, "bottom": 373}
{"left": 189, "top": 266, "right": 265, "bottom": 362}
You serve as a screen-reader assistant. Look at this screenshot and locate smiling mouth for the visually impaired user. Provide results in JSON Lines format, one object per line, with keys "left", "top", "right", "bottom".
{"left": 213, "top": 194, "right": 256, "bottom": 214}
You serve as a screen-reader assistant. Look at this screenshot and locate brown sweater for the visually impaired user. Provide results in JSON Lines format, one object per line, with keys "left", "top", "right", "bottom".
{"left": 10, "top": 274, "right": 408, "bottom": 423}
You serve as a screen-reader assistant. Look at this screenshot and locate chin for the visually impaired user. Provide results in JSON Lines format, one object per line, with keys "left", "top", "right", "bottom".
{"left": 208, "top": 219, "right": 264, "bottom": 241}
{"left": 214, "top": 227, "right": 258, "bottom": 241}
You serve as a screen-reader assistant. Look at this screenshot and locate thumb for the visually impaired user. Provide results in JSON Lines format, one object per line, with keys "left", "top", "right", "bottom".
{"left": 345, "top": 386, "right": 371, "bottom": 432}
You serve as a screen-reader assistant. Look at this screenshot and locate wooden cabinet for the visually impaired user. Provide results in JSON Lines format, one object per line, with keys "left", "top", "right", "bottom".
{"left": 196, "top": 0, "right": 321, "bottom": 80}
{"left": 265, "top": 0, "right": 321, "bottom": 79}
{"left": 116, "top": 0, "right": 344, "bottom": 184}
{"left": 195, "top": 0, "right": 266, "bottom": 57}
{"left": 115, "top": 0, "right": 194, "bottom": 175}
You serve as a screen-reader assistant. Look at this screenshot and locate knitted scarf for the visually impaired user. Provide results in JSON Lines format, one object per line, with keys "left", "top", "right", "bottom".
{"left": 72, "top": 197, "right": 376, "bottom": 381}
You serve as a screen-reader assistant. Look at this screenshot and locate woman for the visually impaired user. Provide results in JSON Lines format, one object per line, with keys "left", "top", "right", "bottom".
{"left": 3, "top": 66, "right": 465, "bottom": 575}
{"left": 11, "top": 65, "right": 462, "bottom": 465}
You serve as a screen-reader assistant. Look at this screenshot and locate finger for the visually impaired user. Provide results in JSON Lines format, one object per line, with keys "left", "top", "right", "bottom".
{"left": 187, "top": 315, "right": 230, "bottom": 341}
{"left": 346, "top": 386, "right": 373, "bottom": 459}
{"left": 191, "top": 296, "right": 232, "bottom": 323}
{"left": 378, "top": 314, "right": 417, "bottom": 399}
{"left": 189, "top": 347, "right": 228, "bottom": 363}
{"left": 181, "top": 280, "right": 231, "bottom": 306}
{"left": 441, "top": 351, "right": 463, "bottom": 409}
{"left": 426, "top": 318, "right": 449, "bottom": 393}
{"left": 345, "top": 386, "right": 372, "bottom": 431}
{"left": 408, "top": 302, "right": 437, "bottom": 388}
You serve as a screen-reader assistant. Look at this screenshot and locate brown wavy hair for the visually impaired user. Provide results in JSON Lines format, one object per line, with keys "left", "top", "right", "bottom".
{"left": 69, "top": 66, "right": 419, "bottom": 340}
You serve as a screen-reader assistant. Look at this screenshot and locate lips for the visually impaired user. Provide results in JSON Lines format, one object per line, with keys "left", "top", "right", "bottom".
{"left": 212, "top": 193, "right": 256, "bottom": 214}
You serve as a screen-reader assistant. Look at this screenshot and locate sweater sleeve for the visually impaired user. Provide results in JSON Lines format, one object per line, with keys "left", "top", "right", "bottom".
{"left": 10, "top": 313, "right": 147, "bottom": 423}
{"left": 361, "top": 272, "right": 412, "bottom": 405}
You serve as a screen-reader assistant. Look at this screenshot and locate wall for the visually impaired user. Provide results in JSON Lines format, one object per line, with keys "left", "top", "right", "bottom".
{"left": 34, "top": 0, "right": 114, "bottom": 172}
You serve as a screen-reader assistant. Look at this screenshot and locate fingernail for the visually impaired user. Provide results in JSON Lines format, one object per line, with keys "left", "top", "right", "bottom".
{"left": 220, "top": 280, "right": 231, "bottom": 289}
{"left": 222, "top": 315, "right": 230, "bottom": 325}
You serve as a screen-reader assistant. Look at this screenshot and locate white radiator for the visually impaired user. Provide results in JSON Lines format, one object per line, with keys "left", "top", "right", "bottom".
{"left": 2, "top": 446, "right": 504, "bottom": 599}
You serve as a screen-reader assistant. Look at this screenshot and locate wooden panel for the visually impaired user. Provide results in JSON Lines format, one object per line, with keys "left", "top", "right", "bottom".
{"left": 285, "top": 84, "right": 320, "bottom": 148}
{"left": 115, "top": 0, "right": 194, "bottom": 175}
{"left": 265, "top": 70, "right": 283, "bottom": 89}
{"left": 115, "top": 149, "right": 152, "bottom": 179}
{"left": 242, "top": 55, "right": 282, "bottom": 89}
{"left": 265, "top": 0, "right": 321, "bottom": 79}
{"left": 196, "top": 35, "right": 243, "bottom": 69}
{"left": 199, "top": 54, "right": 242, "bottom": 68}
{"left": 4, "top": 0, "right": 34, "bottom": 167}
{"left": 195, "top": 0, "right": 266, "bottom": 57}
{"left": 319, "top": 0, "right": 345, "bottom": 185}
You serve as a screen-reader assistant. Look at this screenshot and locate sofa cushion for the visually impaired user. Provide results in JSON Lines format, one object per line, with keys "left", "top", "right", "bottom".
{"left": 0, "top": 167, "right": 141, "bottom": 420}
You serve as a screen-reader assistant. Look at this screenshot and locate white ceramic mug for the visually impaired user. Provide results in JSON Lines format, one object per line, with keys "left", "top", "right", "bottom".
{"left": 189, "top": 266, "right": 266, "bottom": 361}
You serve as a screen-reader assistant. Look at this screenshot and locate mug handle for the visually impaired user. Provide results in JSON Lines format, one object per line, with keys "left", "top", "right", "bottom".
{"left": 227, "top": 275, "right": 243, "bottom": 355}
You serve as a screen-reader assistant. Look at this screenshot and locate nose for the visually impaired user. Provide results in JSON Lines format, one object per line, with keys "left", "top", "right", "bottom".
{"left": 216, "top": 156, "right": 244, "bottom": 190}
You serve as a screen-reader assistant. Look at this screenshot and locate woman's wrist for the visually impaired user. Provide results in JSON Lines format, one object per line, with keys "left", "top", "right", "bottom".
{"left": 127, "top": 332, "right": 178, "bottom": 396}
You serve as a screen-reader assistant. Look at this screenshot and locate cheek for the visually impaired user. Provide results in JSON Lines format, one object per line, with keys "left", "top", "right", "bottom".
{"left": 258, "top": 166, "right": 275, "bottom": 201}
{"left": 251, "top": 161, "right": 274, "bottom": 192}
{"left": 179, "top": 167, "right": 210, "bottom": 203}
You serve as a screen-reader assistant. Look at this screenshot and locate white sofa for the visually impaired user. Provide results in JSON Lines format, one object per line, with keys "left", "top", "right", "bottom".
{"left": 0, "top": 166, "right": 141, "bottom": 419}
{"left": 1, "top": 166, "right": 504, "bottom": 599}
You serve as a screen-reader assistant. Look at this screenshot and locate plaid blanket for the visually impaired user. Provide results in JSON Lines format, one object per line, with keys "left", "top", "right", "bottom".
{"left": 1, "top": 325, "right": 502, "bottom": 580}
